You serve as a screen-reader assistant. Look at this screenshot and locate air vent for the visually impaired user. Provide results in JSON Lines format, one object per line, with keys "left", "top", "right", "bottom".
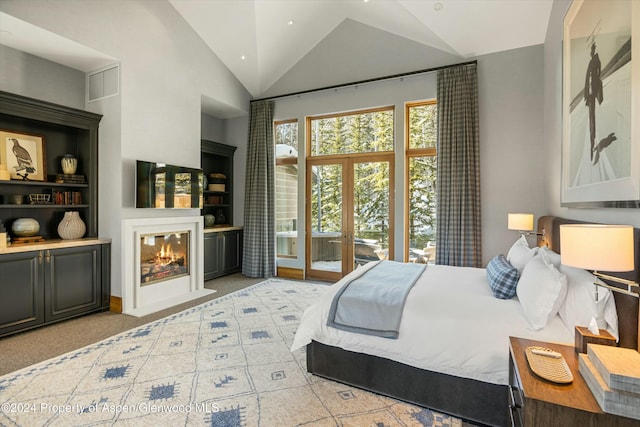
{"left": 87, "top": 64, "right": 119, "bottom": 102}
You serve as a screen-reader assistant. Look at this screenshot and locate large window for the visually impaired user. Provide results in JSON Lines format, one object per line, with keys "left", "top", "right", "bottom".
{"left": 275, "top": 119, "right": 298, "bottom": 259}
{"left": 406, "top": 100, "right": 437, "bottom": 263}
{"left": 309, "top": 107, "right": 394, "bottom": 156}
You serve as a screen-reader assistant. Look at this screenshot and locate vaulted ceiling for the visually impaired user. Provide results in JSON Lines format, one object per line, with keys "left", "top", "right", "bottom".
{"left": 0, "top": 0, "right": 554, "bottom": 104}
{"left": 169, "top": 0, "right": 554, "bottom": 98}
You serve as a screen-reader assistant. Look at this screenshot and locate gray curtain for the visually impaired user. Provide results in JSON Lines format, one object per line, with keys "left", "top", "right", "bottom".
{"left": 242, "top": 100, "right": 275, "bottom": 277}
{"left": 435, "top": 63, "right": 482, "bottom": 267}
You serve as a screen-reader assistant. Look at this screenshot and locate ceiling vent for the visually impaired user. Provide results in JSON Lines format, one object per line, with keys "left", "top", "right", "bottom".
{"left": 87, "top": 64, "right": 119, "bottom": 102}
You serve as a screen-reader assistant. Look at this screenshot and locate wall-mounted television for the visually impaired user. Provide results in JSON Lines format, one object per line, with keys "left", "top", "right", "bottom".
{"left": 136, "top": 160, "right": 203, "bottom": 208}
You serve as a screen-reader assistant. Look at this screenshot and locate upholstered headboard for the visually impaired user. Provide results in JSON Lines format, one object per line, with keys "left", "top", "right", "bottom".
{"left": 537, "top": 216, "right": 640, "bottom": 351}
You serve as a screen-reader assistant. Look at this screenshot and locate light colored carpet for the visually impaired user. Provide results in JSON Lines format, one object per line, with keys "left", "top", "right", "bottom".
{"left": 0, "top": 278, "right": 463, "bottom": 426}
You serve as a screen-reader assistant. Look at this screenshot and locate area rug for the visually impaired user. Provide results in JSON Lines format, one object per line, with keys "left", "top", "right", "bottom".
{"left": 0, "top": 278, "right": 462, "bottom": 426}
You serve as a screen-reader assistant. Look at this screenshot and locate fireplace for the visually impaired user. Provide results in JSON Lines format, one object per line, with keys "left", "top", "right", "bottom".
{"left": 140, "top": 231, "right": 189, "bottom": 285}
{"left": 122, "top": 216, "right": 211, "bottom": 317}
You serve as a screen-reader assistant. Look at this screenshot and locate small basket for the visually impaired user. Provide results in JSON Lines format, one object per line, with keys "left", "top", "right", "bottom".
{"left": 29, "top": 194, "right": 51, "bottom": 204}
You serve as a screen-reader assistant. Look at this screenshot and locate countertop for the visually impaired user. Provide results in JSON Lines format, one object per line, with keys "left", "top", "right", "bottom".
{"left": 0, "top": 237, "right": 112, "bottom": 254}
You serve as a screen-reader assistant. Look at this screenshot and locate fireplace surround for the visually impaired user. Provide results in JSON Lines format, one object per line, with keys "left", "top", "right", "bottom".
{"left": 122, "top": 216, "right": 211, "bottom": 316}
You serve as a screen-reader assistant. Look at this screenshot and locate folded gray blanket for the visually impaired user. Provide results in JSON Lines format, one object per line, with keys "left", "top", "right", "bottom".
{"left": 327, "top": 260, "right": 426, "bottom": 338}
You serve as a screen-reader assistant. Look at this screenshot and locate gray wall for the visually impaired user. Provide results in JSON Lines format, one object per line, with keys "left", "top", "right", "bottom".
{"left": 0, "top": 45, "right": 85, "bottom": 108}
{"left": 544, "top": 0, "right": 640, "bottom": 227}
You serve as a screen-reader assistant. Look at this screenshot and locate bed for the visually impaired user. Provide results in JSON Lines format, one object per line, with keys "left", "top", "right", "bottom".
{"left": 292, "top": 216, "right": 640, "bottom": 426}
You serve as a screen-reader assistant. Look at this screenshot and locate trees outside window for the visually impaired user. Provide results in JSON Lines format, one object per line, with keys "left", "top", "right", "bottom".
{"left": 406, "top": 101, "right": 437, "bottom": 263}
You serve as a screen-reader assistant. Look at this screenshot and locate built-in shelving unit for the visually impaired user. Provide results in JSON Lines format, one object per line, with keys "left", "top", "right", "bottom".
{"left": 0, "top": 90, "right": 110, "bottom": 337}
{"left": 0, "top": 91, "right": 100, "bottom": 239}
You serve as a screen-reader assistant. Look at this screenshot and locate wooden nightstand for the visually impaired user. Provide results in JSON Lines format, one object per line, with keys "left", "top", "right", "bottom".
{"left": 508, "top": 337, "right": 638, "bottom": 426}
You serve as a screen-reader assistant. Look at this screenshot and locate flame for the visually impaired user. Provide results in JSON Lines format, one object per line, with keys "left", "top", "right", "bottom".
{"left": 154, "top": 244, "right": 177, "bottom": 266}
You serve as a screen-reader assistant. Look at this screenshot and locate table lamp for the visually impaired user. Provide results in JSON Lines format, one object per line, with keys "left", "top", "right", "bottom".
{"left": 559, "top": 224, "right": 639, "bottom": 300}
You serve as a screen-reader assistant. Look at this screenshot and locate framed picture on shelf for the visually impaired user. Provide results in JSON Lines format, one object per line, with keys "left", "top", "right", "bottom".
{"left": 0, "top": 129, "right": 47, "bottom": 181}
{"left": 561, "top": 0, "right": 640, "bottom": 207}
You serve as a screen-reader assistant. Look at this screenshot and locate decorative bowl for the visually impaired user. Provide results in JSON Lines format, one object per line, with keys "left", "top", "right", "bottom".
{"left": 12, "top": 218, "right": 40, "bottom": 237}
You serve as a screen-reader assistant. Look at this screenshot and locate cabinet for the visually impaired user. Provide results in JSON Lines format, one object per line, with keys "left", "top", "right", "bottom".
{"left": 0, "top": 91, "right": 101, "bottom": 239}
{"left": 0, "top": 91, "right": 111, "bottom": 337}
{"left": 201, "top": 140, "right": 236, "bottom": 227}
{"left": 508, "top": 336, "right": 638, "bottom": 426}
{"left": 203, "top": 229, "right": 243, "bottom": 280}
{"left": 0, "top": 243, "right": 111, "bottom": 337}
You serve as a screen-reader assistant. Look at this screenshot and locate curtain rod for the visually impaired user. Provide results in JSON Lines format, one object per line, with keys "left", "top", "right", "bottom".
{"left": 251, "top": 60, "right": 477, "bottom": 103}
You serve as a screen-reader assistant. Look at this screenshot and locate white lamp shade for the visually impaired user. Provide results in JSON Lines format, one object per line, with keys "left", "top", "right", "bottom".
{"left": 508, "top": 213, "right": 534, "bottom": 231}
{"left": 560, "top": 224, "right": 634, "bottom": 272}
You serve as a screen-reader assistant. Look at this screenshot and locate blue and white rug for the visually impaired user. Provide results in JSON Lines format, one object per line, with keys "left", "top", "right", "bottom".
{"left": 0, "top": 279, "right": 462, "bottom": 426}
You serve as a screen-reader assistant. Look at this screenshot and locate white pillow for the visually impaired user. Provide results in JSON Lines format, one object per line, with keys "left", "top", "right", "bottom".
{"left": 538, "top": 246, "right": 561, "bottom": 268}
{"left": 516, "top": 252, "right": 568, "bottom": 330}
{"left": 558, "top": 265, "right": 619, "bottom": 341}
{"left": 507, "top": 235, "right": 538, "bottom": 273}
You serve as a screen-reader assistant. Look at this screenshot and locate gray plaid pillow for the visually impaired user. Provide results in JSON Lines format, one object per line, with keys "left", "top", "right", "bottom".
{"left": 486, "top": 254, "right": 519, "bottom": 299}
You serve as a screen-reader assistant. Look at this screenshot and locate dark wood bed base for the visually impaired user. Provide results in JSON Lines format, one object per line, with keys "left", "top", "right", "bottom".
{"left": 306, "top": 216, "right": 640, "bottom": 427}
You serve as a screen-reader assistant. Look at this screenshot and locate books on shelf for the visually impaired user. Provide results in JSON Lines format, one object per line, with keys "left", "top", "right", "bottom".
{"left": 53, "top": 190, "right": 83, "bottom": 205}
{"left": 55, "top": 174, "right": 86, "bottom": 184}
{"left": 578, "top": 344, "right": 640, "bottom": 420}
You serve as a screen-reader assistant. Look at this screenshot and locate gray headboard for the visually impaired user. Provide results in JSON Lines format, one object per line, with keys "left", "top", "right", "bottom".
{"left": 537, "top": 216, "right": 639, "bottom": 351}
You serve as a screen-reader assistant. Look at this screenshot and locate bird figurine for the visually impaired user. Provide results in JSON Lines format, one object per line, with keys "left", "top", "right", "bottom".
{"left": 10, "top": 138, "right": 35, "bottom": 180}
{"left": 592, "top": 132, "right": 617, "bottom": 166}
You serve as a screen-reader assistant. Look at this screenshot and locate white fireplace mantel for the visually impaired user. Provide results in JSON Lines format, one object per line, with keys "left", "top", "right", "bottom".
{"left": 122, "top": 216, "right": 213, "bottom": 317}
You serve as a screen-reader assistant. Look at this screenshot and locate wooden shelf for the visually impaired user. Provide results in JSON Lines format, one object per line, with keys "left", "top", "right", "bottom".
{"left": 0, "top": 204, "right": 89, "bottom": 209}
{"left": 0, "top": 180, "right": 88, "bottom": 188}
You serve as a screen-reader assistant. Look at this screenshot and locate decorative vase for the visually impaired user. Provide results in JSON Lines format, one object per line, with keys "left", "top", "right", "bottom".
{"left": 204, "top": 214, "right": 215, "bottom": 228}
{"left": 215, "top": 209, "right": 226, "bottom": 225}
{"left": 57, "top": 211, "right": 86, "bottom": 239}
{"left": 12, "top": 218, "right": 40, "bottom": 237}
{"left": 61, "top": 154, "right": 78, "bottom": 175}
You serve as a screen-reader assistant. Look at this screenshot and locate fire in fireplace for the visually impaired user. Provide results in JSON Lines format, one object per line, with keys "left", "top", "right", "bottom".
{"left": 140, "top": 231, "right": 190, "bottom": 285}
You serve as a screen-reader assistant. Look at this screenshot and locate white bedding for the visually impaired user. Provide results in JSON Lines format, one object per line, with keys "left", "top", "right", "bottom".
{"left": 292, "top": 261, "right": 574, "bottom": 385}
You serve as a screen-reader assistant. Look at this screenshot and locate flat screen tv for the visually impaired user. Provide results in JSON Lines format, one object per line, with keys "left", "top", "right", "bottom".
{"left": 136, "top": 160, "right": 203, "bottom": 208}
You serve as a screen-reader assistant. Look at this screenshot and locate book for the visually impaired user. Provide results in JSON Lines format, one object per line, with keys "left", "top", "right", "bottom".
{"left": 587, "top": 344, "right": 640, "bottom": 394}
{"left": 579, "top": 353, "right": 640, "bottom": 420}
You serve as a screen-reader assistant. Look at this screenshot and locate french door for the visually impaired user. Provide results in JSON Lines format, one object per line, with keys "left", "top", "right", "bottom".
{"left": 305, "top": 154, "right": 394, "bottom": 281}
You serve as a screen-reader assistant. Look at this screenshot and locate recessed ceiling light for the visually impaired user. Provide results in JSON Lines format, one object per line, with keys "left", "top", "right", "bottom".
{"left": 288, "top": 19, "right": 294, "bottom": 25}
{"left": 241, "top": 55, "right": 246, "bottom": 60}
{"left": 433, "top": 2, "right": 443, "bottom": 11}
{"left": 363, "top": 0, "right": 369, "bottom": 3}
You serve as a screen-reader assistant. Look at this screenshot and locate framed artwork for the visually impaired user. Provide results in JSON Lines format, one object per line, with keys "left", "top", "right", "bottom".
{"left": 561, "top": 0, "right": 639, "bottom": 207}
{"left": 0, "top": 129, "right": 47, "bottom": 181}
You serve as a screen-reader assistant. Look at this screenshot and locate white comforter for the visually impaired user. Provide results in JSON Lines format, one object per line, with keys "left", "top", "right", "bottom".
{"left": 292, "top": 261, "right": 573, "bottom": 385}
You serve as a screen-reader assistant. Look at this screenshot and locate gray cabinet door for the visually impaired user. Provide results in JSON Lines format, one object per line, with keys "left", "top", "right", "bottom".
{"left": 0, "top": 251, "right": 44, "bottom": 336}
{"left": 44, "top": 245, "right": 101, "bottom": 322}
{"left": 203, "top": 233, "right": 222, "bottom": 280}
{"left": 222, "top": 230, "right": 242, "bottom": 274}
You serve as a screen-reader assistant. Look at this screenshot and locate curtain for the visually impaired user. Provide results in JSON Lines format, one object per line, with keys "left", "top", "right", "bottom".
{"left": 242, "top": 100, "right": 275, "bottom": 277}
{"left": 435, "top": 64, "right": 482, "bottom": 267}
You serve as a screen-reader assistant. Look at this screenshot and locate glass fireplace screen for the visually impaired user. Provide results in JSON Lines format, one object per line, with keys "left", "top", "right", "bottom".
{"left": 140, "top": 231, "right": 190, "bottom": 285}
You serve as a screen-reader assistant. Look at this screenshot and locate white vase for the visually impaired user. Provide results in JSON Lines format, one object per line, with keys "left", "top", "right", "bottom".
{"left": 57, "top": 211, "right": 86, "bottom": 239}
{"left": 61, "top": 154, "right": 78, "bottom": 175}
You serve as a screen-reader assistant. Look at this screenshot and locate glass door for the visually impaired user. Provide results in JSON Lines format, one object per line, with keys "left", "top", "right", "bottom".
{"left": 306, "top": 155, "right": 393, "bottom": 281}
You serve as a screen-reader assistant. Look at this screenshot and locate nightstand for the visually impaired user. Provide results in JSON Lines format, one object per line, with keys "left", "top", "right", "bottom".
{"left": 508, "top": 337, "right": 638, "bottom": 426}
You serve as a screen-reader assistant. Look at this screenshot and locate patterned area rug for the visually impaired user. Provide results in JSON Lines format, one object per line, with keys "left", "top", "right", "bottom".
{"left": 0, "top": 279, "right": 463, "bottom": 426}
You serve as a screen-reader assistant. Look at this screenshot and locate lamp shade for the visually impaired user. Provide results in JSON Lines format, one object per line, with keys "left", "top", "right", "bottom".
{"left": 560, "top": 224, "right": 634, "bottom": 272}
{"left": 508, "top": 213, "right": 534, "bottom": 231}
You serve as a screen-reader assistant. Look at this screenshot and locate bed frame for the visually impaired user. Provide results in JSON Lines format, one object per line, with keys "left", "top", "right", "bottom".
{"left": 306, "top": 216, "right": 640, "bottom": 426}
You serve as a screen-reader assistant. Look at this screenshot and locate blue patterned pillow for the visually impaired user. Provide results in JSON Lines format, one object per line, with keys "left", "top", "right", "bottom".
{"left": 486, "top": 254, "right": 520, "bottom": 299}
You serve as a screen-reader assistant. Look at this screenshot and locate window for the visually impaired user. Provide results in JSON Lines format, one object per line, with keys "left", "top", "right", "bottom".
{"left": 308, "top": 107, "right": 394, "bottom": 156}
{"left": 406, "top": 101, "right": 437, "bottom": 263}
{"left": 275, "top": 120, "right": 298, "bottom": 259}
